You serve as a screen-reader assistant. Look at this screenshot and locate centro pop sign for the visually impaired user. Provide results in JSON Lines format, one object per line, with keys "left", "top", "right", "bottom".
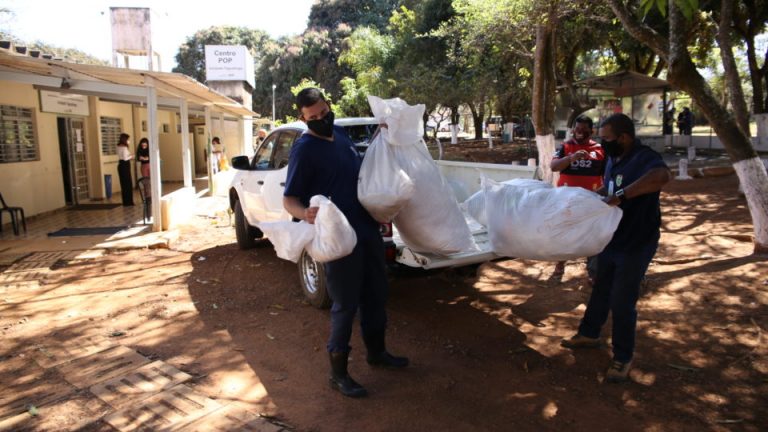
{"left": 204, "top": 45, "right": 255, "bottom": 87}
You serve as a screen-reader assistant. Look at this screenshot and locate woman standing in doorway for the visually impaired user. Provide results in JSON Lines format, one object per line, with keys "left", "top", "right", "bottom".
{"left": 136, "top": 138, "right": 150, "bottom": 178}
{"left": 117, "top": 133, "right": 135, "bottom": 206}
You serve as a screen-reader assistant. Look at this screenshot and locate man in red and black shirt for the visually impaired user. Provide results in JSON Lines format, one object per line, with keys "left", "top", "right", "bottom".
{"left": 550, "top": 115, "right": 605, "bottom": 282}
{"left": 551, "top": 115, "right": 605, "bottom": 191}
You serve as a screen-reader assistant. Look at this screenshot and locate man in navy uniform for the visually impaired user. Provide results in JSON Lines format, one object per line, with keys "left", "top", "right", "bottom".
{"left": 561, "top": 113, "right": 671, "bottom": 382}
{"left": 283, "top": 88, "right": 408, "bottom": 398}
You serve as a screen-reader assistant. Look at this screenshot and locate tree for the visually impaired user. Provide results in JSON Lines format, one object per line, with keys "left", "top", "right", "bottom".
{"left": 0, "top": 31, "right": 108, "bottom": 65}
{"left": 610, "top": 0, "right": 768, "bottom": 253}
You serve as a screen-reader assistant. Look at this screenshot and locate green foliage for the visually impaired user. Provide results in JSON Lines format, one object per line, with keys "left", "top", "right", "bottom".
{"left": 640, "top": 0, "right": 699, "bottom": 20}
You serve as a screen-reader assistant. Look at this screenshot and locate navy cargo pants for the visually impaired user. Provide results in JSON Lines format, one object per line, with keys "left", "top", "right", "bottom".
{"left": 578, "top": 237, "right": 659, "bottom": 363}
{"left": 323, "top": 230, "right": 388, "bottom": 353}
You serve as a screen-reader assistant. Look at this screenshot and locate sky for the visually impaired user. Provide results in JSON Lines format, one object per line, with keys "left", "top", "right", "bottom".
{"left": 0, "top": 0, "right": 315, "bottom": 71}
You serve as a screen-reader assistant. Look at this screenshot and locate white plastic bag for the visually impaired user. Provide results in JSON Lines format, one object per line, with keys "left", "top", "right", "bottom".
{"left": 357, "top": 131, "right": 415, "bottom": 222}
{"left": 463, "top": 178, "right": 552, "bottom": 226}
{"left": 305, "top": 195, "right": 358, "bottom": 263}
{"left": 258, "top": 220, "right": 315, "bottom": 263}
{"left": 483, "top": 179, "right": 623, "bottom": 261}
{"left": 259, "top": 195, "right": 357, "bottom": 263}
{"left": 367, "top": 96, "right": 475, "bottom": 255}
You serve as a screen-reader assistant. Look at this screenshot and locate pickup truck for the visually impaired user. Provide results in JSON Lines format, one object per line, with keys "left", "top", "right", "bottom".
{"left": 228, "top": 118, "right": 537, "bottom": 308}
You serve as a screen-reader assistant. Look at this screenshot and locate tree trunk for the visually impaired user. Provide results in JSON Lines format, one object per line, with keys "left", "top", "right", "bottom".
{"left": 608, "top": 0, "right": 768, "bottom": 252}
{"left": 532, "top": 19, "right": 557, "bottom": 184}
{"left": 717, "top": 0, "right": 751, "bottom": 136}
{"left": 469, "top": 102, "right": 484, "bottom": 140}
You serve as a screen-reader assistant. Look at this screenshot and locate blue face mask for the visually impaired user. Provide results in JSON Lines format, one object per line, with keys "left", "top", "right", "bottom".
{"left": 307, "top": 111, "right": 335, "bottom": 138}
{"left": 601, "top": 138, "right": 624, "bottom": 157}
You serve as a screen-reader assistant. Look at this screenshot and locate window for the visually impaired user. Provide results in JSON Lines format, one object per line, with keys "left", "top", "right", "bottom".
{"left": 0, "top": 105, "right": 38, "bottom": 163}
{"left": 252, "top": 132, "right": 279, "bottom": 170}
{"left": 272, "top": 131, "right": 297, "bottom": 169}
{"left": 100, "top": 117, "right": 122, "bottom": 155}
{"left": 162, "top": 123, "right": 170, "bottom": 134}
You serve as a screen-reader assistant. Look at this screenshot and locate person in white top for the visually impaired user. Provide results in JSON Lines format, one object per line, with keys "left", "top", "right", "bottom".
{"left": 117, "top": 133, "right": 134, "bottom": 206}
{"left": 211, "top": 136, "right": 224, "bottom": 174}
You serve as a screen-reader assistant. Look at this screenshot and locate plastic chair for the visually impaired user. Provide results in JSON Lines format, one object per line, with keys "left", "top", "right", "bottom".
{"left": 0, "top": 193, "right": 26, "bottom": 235}
{"left": 136, "top": 177, "right": 152, "bottom": 224}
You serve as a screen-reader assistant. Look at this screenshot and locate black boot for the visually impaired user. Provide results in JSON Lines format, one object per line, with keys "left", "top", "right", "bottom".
{"left": 329, "top": 352, "right": 367, "bottom": 398}
{"left": 363, "top": 331, "right": 409, "bottom": 369}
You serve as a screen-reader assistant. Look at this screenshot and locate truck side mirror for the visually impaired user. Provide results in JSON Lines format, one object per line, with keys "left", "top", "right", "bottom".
{"left": 231, "top": 155, "right": 250, "bottom": 170}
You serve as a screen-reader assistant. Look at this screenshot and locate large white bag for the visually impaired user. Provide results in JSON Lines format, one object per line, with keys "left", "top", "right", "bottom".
{"left": 305, "top": 195, "right": 357, "bottom": 263}
{"left": 357, "top": 131, "right": 415, "bottom": 222}
{"left": 367, "top": 96, "right": 475, "bottom": 255}
{"left": 463, "top": 178, "right": 553, "bottom": 227}
{"left": 483, "top": 179, "right": 623, "bottom": 261}
{"left": 259, "top": 195, "right": 357, "bottom": 263}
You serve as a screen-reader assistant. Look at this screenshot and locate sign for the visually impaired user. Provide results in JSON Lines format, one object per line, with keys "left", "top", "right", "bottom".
{"left": 204, "top": 45, "right": 255, "bottom": 88}
{"left": 39, "top": 90, "right": 90, "bottom": 116}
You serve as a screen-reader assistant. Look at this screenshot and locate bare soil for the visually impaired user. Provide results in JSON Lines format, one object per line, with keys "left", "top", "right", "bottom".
{"left": 1, "top": 173, "right": 766, "bottom": 431}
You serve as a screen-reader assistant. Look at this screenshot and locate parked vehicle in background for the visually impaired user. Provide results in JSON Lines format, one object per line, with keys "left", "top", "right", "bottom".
{"left": 228, "top": 118, "right": 537, "bottom": 309}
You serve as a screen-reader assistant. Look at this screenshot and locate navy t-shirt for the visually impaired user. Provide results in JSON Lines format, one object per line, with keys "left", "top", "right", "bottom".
{"left": 284, "top": 125, "right": 379, "bottom": 237}
{"left": 604, "top": 141, "right": 668, "bottom": 251}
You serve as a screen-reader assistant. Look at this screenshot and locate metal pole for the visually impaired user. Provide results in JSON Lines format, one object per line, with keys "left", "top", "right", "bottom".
{"left": 272, "top": 84, "right": 276, "bottom": 121}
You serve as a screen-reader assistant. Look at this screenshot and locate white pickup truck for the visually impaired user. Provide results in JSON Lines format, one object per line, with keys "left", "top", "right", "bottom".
{"left": 229, "top": 118, "right": 537, "bottom": 308}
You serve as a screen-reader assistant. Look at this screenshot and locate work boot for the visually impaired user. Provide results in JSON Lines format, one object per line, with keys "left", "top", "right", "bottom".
{"left": 328, "top": 352, "right": 367, "bottom": 398}
{"left": 363, "top": 332, "right": 409, "bottom": 369}
{"left": 560, "top": 334, "right": 601, "bottom": 349}
{"left": 606, "top": 359, "right": 632, "bottom": 383}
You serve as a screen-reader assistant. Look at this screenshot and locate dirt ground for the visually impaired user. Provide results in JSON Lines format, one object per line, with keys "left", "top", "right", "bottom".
{"left": 1, "top": 173, "right": 766, "bottom": 431}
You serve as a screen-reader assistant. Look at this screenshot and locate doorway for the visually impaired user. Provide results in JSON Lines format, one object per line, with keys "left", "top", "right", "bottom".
{"left": 57, "top": 117, "right": 89, "bottom": 205}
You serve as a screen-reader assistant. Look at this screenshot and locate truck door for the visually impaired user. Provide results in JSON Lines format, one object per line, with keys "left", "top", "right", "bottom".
{"left": 262, "top": 130, "right": 299, "bottom": 220}
{"left": 241, "top": 131, "right": 280, "bottom": 222}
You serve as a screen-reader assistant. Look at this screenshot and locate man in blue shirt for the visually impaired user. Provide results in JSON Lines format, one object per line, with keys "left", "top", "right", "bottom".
{"left": 561, "top": 113, "right": 671, "bottom": 383}
{"left": 283, "top": 88, "right": 408, "bottom": 398}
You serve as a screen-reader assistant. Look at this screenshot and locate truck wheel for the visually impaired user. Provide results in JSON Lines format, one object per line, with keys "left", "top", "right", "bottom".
{"left": 234, "top": 200, "right": 262, "bottom": 250}
{"left": 298, "top": 250, "right": 331, "bottom": 309}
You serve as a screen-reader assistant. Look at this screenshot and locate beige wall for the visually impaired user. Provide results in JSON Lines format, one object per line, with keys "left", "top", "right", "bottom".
{"left": 0, "top": 80, "right": 66, "bottom": 217}
{"left": 97, "top": 100, "right": 134, "bottom": 196}
{"left": 1, "top": 79, "right": 247, "bottom": 218}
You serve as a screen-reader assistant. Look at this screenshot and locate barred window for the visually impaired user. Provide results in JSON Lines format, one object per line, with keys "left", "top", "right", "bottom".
{"left": 100, "top": 117, "right": 122, "bottom": 155}
{"left": 0, "top": 105, "right": 38, "bottom": 163}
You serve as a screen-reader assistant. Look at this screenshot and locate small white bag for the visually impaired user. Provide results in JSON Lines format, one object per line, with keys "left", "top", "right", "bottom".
{"left": 259, "top": 195, "right": 358, "bottom": 263}
{"left": 305, "top": 195, "right": 358, "bottom": 263}
{"left": 258, "top": 220, "right": 315, "bottom": 263}
{"left": 357, "top": 131, "right": 415, "bottom": 222}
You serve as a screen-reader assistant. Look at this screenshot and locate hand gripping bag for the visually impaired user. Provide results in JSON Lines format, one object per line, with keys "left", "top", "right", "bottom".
{"left": 305, "top": 195, "right": 358, "bottom": 263}
{"left": 367, "top": 96, "right": 475, "bottom": 255}
{"left": 357, "top": 130, "right": 415, "bottom": 222}
{"left": 483, "top": 179, "right": 623, "bottom": 260}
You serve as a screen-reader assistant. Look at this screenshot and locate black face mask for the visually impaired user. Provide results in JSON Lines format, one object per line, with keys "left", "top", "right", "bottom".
{"left": 601, "top": 138, "right": 624, "bottom": 158}
{"left": 306, "top": 111, "right": 335, "bottom": 138}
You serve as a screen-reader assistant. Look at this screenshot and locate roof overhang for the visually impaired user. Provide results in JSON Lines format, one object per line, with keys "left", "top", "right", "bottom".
{"left": 0, "top": 51, "right": 257, "bottom": 117}
{"left": 564, "top": 70, "right": 672, "bottom": 98}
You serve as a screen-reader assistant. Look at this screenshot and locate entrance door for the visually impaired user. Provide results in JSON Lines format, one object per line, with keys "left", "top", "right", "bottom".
{"left": 57, "top": 117, "right": 89, "bottom": 205}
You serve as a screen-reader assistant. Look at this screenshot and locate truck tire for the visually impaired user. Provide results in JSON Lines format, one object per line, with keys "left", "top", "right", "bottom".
{"left": 234, "top": 200, "right": 262, "bottom": 250}
{"left": 298, "top": 250, "right": 331, "bottom": 309}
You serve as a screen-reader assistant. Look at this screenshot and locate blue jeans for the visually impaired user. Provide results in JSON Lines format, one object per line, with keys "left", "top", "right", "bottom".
{"left": 578, "top": 238, "right": 658, "bottom": 363}
{"left": 324, "top": 231, "right": 388, "bottom": 353}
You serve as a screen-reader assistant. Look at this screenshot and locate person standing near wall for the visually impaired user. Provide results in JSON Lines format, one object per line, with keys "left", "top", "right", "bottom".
{"left": 136, "top": 137, "right": 150, "bottom": 178}
{"left": 211, "top": 136, "right": 224, "bottom": 174}
{"left": 116, "top": 133, "right": 135, "bottom": 206}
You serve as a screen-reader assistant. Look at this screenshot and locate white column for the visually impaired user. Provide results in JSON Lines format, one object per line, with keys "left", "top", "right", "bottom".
{"left": 180, "top": 99, "right": 192, "bottom": 188}
{"left": 146, "top": 82, "right": 162, "bottom": 232}
{"left": 204, "top": 105, "right": 213, "bottom": 194}
{"left": 241, "top": 115, "right": 253, "bottom": 157}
